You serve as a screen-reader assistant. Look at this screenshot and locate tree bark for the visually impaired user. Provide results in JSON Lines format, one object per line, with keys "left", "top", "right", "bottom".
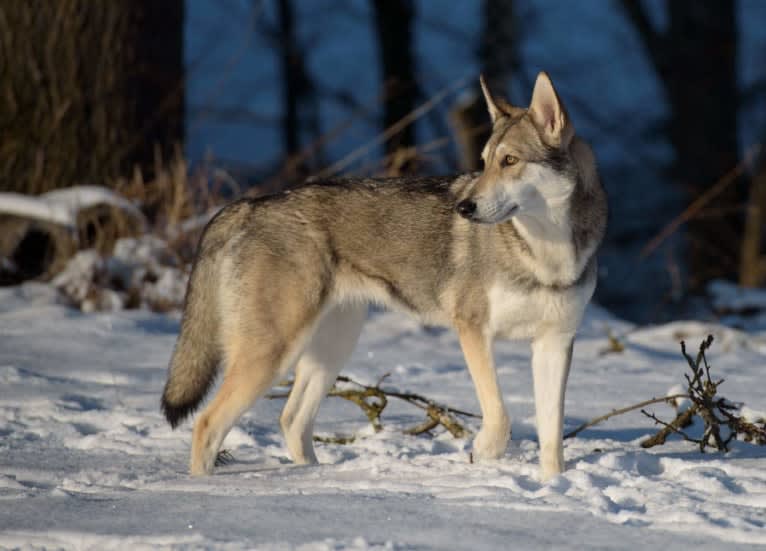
{"left": 452, "top": 0, "right": 517, "bottom": 171}
{"left": 126, "top": 0, "right": 185, "bottom": 179}
{"left": 740, "top": 158, "right": 766, "bottom": 287}
{"left": 277, "top": 0, "right": 300, "bottom": 156}
{"left": 0, "top": 1, "right": 185, "bottom": 193}
{"left": 621, "top": 0, "right": 742, "bottom": 287}
{"left": 478, "top": 0, "right": 517, "bottom": 97}
{"left": 372, "top": 0, "right": 418, "bottom": 160}
{"left": 275, "top": 0, "right": 319, "bottom": 179}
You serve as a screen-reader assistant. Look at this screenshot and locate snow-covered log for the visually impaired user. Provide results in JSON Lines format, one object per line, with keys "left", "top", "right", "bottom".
{"left": 0, "top": 186, "right": 146, "bottom": 284}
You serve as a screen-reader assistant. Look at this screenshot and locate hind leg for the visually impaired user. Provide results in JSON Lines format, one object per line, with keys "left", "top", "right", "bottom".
{"left": 190, "top": 328, "right": 312, "bottom": 476}
{"left": 281, "top": 303, "right": 366, "bottom": 464}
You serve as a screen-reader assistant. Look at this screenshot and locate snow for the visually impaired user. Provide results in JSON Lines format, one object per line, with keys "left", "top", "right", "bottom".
{"left": 0, "top": 185, "right": 145, "bottom": 230}
{"left": 40, "top": 186, "right": 145, "bottom": 226}
{"left": 707, "top": 280, "right": 766, "bottom": 332}
{"left": 709, "top": 280, "right": 766, "bottom": 312}
{"left": 1, "top": 286, "right": 765, "bottom": 549}
{"left": 52, "top": 236, "right": 188, "bottom": 312}
{"left": 0, "top": 193, "right": 72, "bottom": 226}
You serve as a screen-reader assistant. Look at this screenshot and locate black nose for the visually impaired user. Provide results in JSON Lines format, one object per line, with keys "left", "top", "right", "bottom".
{"left": 456, "top": 199, "right": 477, "bottom": 219}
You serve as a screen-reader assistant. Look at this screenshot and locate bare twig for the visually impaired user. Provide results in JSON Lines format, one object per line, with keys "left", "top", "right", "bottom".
{"left": 564, "top": 394, "right": 688, "bottom": 439}
{"left": 405, "top": 418, "right": 440, "bottom": 436}
{"left": 268, "top": 336, "right": 766, "bottom": 452}
{"left": 598, "top": 330, "right": 626, "bottom": 356}
{"left": 640, "top": 335, "right": 766, "bottom": 451}
{"left": 215, "top": 449, "right": 235, "bottom": 466}
{"left": 641, "top": 407, "right": 702, "bottom": 447}
{"left": 328, "top": 381, "right": 387, "bottom": 432}
{"left": 313, "top": 434, "right": 356, "bottom": 445}
{"left": 309, "top": 75, "right": 471, "bottom": 180}
{"left": 267, "top": 373, "right": 478, "bottom": 441}
{"left": 641, "top": 145, "right": 762, "bottom": 259}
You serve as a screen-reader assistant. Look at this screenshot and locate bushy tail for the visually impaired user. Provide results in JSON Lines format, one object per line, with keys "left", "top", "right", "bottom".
{"left": 161, "top": 256, "right": 221, "bottom": 428}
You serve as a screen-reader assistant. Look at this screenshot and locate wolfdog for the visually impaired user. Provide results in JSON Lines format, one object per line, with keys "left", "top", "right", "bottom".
{"left": 161, "top": 72, "right": 607, "bottom": 480}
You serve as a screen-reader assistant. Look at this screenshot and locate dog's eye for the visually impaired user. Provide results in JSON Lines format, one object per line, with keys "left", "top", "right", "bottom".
{"left": 501, "top": 154, "right": 519, "bottom": 167}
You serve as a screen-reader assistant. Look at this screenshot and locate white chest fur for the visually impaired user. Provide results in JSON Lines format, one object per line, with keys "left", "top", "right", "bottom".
{"left": 512, "top": 214, "right": 590, "bottom": 288}
{"left": 488, "top": 271, "right": 595, "bottom": 340}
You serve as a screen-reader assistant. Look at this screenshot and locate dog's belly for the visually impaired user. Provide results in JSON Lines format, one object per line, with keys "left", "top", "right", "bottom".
{"left": 488, "top": 278, "right": 594, "bottom": 339}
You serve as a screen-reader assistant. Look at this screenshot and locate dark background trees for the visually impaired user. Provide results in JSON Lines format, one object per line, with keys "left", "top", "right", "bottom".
{"left": 0, "top": 1, "right": 184, "bottom": 194}
{"left": 372, "top": 0, "right": 419, "bottom": 162}
{"left": 1, "top": 0, "right": 765, "bottom": 322}
{"left": 621, "top": 0, "right": 743, "bottom": 289}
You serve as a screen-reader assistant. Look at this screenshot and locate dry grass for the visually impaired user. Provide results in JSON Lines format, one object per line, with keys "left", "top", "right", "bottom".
{"left": 0, "top": 2, "right": 183, "bottom": 196}
{"left": 1, "top": 143, "right": 237, "bottom": 287}
{"left": 113, "top": 146, "right": 239, "bottom": 264}
{"left": 0, "top": 2, "right": 131, "bottom": 195}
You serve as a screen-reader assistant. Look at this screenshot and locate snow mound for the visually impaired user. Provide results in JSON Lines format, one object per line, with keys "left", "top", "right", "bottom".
{"left": 53, "top": 235, "right": 188, "bottom": 312}
{"left": 708, "top": 280, "right": 766, "bottom": 331}
{"left": 0, "top": 185, "right": 145, "bottom": 230}
{"left": 709, "top": 280, "right": 766, "bottom": 312}
{"left": 0, "top": 192, "right": 72, "bottom": 226}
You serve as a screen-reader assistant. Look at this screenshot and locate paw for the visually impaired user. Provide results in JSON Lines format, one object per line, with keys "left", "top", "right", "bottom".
{"left": 289, "top": 440, "right": 318, "bottom": 465}
{"left": 190, "top": 439, "right": 217, "bottom": 476}
{"left": 292, "top": 451, "right": 319, "bottom": 465}
{"left": 539, "top": 445, "right": 564, "bottom": 481}
{"left": 471, "top": 419, "right": 511, "bottom": 461}
{"left": 540, "top": 462, "right": 564, "bottom": 482}
{"left": 286, "top": 430, "right": 318, "bottom": 465}
{"left": 189, "top": 454, "right": 214, "bottom": 476}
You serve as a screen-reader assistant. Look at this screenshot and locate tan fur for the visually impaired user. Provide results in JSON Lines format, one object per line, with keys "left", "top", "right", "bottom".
{"left": 161, "top": 72, "right": 607, "bottom": 481}
{"left": 456, "top": 322, "right": 509, "bottom": 460}
{"left": 280, "top": 303, "right": 366, "bottom": 464}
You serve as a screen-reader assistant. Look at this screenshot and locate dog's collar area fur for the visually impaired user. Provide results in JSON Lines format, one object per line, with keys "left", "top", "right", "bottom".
{"left": 503, "top": 204, "right": 589, "bottom": 290}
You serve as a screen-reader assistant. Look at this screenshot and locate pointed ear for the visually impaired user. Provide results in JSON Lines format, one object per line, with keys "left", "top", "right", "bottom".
{"left": 528, "top": 72, "right": 574, "bottom": 148}
{"left": 480, "top": 74, "right": 504, "bottom": 124}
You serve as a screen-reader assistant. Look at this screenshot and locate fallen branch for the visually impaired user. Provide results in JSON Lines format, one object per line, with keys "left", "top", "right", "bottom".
{"left": 313, "top": 434, "right": 356, "bottom": 445}
{"left": 266, "top": 337, "right": 765, "bottom": 453}
{"left": 640, "top": 406, "right": 699, "bottom": 448}
{"left": 566, "top": 335, "right": 765, "bottom": 452}
{"left": 267, "top": 373, "right": 478, "bottom": 441}
{"left": 640, "top": 335, "right": 766, "bottom": 451}
{"left": 564, "top": 394, "right": 688, "bottom": 439}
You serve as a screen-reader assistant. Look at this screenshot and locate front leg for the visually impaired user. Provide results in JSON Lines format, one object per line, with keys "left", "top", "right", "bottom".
{"left": 531, "top": 331, "right": 574, "bottom": 481}
{"left": 457, "top": 324, "right": 509, "bottom": 461}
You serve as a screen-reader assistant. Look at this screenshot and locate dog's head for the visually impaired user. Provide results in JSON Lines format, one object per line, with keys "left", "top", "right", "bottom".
{"left": 456, "top": 72, "right": 577, "bottom": 224}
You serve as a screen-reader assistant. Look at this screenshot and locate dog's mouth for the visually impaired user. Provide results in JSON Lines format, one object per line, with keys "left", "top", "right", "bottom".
{"left": 460, "top": 203, "right": 519, "bottom": 224}
{"left": 498, "top": 203, "right": 520, "bottom": 221}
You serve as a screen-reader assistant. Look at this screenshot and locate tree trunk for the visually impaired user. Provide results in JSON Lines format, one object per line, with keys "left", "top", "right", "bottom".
{"left": 126, "top": 0, "right": 185, "bottom": 179}
{"left": 277, "top": 0, "right": 300, "bottom": 156}
{"left": 667, "top": 3, "right": 740, "bottom": 286}
{"left": 452, "top": 0, "right": 517, "bottom": 171}
{"left": 276, "top": 0, "right": 319, "bottom": 179}
{"left": 0, "top": 1, "right": 185, "bottom": 193}
{"left": 621, "top": 0, "right": 742, "bottom": 287}
{"left": 740, "top": 157, "right": 766, "bottom": 287}
{"left": 478, "top": 0, "right": 517, "bottom": 96}
{"left": 372, "top": 0, "right": 418, "bottom": 162}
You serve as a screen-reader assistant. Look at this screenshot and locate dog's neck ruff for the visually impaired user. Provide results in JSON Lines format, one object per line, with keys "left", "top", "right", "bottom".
{"left": 509, "top": 203, "right": 588, "bottom": 289}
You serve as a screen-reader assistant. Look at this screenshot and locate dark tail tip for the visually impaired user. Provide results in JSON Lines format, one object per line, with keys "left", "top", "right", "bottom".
{"left": 161, "top": 393, "right": 196, "bottom": 429}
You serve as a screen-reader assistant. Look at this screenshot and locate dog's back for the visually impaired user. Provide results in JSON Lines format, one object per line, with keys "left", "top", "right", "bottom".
{"left": 161, "top": 72, "right": 607, "bottom": 480}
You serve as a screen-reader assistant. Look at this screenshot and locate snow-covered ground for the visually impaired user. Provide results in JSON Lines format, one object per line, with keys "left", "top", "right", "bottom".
{"left": 1, "top": 283, "right": 765, "bottom": 549}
